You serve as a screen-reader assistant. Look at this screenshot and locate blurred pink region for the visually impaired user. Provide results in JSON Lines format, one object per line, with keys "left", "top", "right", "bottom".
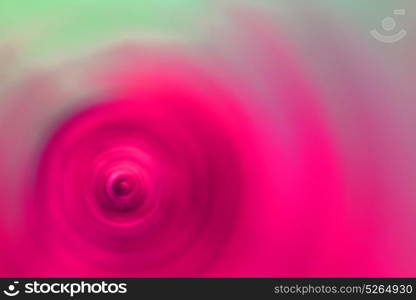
{"left": 0, "top": 8, "right": 415, "bottom": 277}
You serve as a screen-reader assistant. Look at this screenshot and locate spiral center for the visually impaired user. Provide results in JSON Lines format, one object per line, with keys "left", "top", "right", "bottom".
{"left": 104, "top": 169, "right": 146, "bottom": 212}
{"left": 112, "top": 178, "right": 133, "bottom": 197}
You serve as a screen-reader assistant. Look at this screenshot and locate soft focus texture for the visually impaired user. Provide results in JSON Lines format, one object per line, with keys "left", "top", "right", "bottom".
{"left": 0, "top": 0, "right": 415, "bottom": 277}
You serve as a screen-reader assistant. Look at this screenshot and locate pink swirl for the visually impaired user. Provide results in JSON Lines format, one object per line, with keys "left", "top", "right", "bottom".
{"left": 24, "top": 50, "right": 255, "bottom": 276}
{"left": 4, "top": 5, "right": 413, "bottom": 277}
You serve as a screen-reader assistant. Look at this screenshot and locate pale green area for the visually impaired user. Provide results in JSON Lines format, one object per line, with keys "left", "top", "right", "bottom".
{"left": 0, "top": 0, "right": 209, "bottom": 58}
{"left": 0, "top": 0, "right": 413, "bottom": 60}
